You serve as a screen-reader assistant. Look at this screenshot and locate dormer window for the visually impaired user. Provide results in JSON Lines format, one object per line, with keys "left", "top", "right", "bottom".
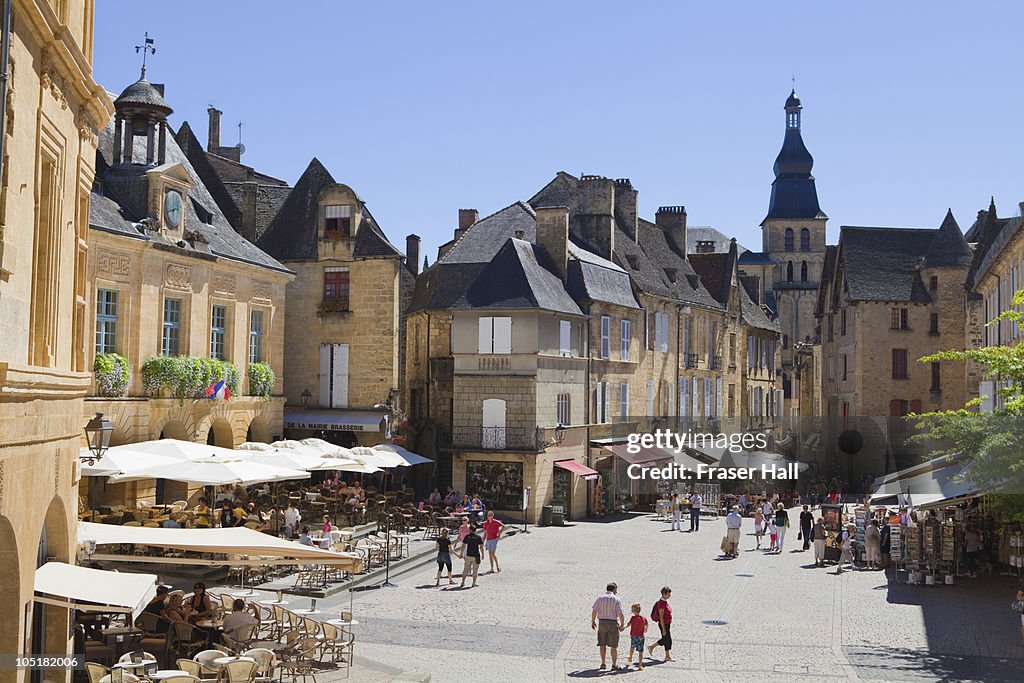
{"left": 325, "top": 205, "right": 352, "bottom": 239}
{"left": 664, "top": 268, "right": 678, "bottom": 283}
{"left": 625, "top": 254, "right": 639, "bottom": 269}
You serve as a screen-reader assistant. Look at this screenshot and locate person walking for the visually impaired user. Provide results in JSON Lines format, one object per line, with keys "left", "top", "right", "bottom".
{"left": 837, "top": 523, "right": 855, "bottom": 573}
{"left": 668, "top": 494, "right": 681, "bottom": 531}
{"left": 864, "top": 519, "right": 881, "bottom": 570}
{"left": 459, "top": 526, "right": 484, "bottom": 588}
{"left": 689, "top": 490, "right": 702, "bottom": 532}
{"left": 590, "top": 582, "right": 625, "bottom": 671}
{"left": 761, "top": 497, "right": 774, "bottom": 522}
{"left": 964, "top": 525, "right": 981, "bottom": 577}
{"left": 800, "top": 505, "right": 814, "bottom": 551}
{"left": 647, "top": 587, "right": 674, "bottom": 661}
{"left": 812, "top": 516, "right": 828, "bottom": 567}
{"left": 725, "top": 506, "right": 743, "bottom": 558}
{"left": 435, "top": 528, "right": 455, "bottom": 586}
{"left": 753, "top": 508, "right": 764, "bottom": 549}
{"left": 774, "top": 503, "right": 790, "bottom": 553}
{"left": 482, "top": 511, "right": 505, "bottom": 573}
{"left": 455, "top": 516, "right": 472, "bottom": 559}
{"left": 625, "top": 604, "right": 648, "bottom": 670}
{"left": 880, "top": 521, "right": 892, "bottom": 569}
{"left": 1015, "top": 585, "right": 1024, "bottom": 644}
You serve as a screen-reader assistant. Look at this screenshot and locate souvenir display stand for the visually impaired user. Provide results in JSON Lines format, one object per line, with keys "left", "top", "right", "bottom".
{"left": 820, "top": 504, "right": 843, "bottom": 563}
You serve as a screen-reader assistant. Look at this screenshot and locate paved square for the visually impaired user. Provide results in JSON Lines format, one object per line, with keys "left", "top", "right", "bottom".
{"left": 286, "top": 510, "right": 1024, "bottom": 682}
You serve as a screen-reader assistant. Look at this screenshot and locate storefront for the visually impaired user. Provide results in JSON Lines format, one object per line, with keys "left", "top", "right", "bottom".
{"left": 465, "top": 460, "right": 525, "bottom": 511}
{"left": 552, "top": 459, "right": 599, "bottom": 521}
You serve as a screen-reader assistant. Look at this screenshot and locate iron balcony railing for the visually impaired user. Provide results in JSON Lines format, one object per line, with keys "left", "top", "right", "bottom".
{"left": 441, "top": 426, "right": 539, "bottom": 451}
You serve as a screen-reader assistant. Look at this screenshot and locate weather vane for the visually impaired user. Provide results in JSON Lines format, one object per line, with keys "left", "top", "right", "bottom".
{"left": 135, "top": 32, "right": 156, "bottom": 79}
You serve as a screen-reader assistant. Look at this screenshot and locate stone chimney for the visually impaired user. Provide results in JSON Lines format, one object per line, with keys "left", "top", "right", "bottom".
{"left": 575, "top": 175, "right": 615, "bottom": 260}
{"left": 535, "top": 206, "right": 569, "bottom": 281}
{"left": 453, "top": 208, "right": 478, "bottom": 242}
{"left": 406, "top": 234, "right": 421, "bottom": 276}
{"left": 207, "top": 106, "right": 222, "bottom": 152}
{"left": 614, "top": 179, "right": 638, "bottom": 242}
{"left": 656, "top": 206, "right": 687, "bottom": 256}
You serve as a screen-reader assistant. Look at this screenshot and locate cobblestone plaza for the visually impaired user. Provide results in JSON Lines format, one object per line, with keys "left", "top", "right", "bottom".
{"left": 309, "top": 509, "right": 1024, "bottom": 682}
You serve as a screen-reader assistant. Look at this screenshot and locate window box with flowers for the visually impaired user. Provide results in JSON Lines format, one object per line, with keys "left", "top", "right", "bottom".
{"left": 94, "top": 352, "right": 132, "bottom": 398}
{"left": 141, "top": 356, "right": 239, "bottom": 405}
{"left": 317, "top": 300, "right": 351, "bottom": 316}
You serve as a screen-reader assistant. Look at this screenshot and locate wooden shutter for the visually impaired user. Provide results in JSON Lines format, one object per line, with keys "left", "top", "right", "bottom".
{"left": 493, "top": 317, "right": 512, "bottom": 354}
{"left": 318, "top": 344, "right": 331, "bottom": 407}
{"left": 478, "top": 317, "right": 493, "bottom": 353}
{"left": 332, "top": 344, "right": 349, "bottom": 408}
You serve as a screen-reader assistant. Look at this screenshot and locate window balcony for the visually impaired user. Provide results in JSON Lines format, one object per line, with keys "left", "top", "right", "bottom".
{"left": 684, "top": 353, "right": 699, "bottom": 369}
{"left": 317, "top": 300, "right": 350, "bottom": 316}
{"left": 710, "top": 355, "right": 723, "bottom": 371}
{"left": 441, "top": 426, "right": 539, "bottom": 451}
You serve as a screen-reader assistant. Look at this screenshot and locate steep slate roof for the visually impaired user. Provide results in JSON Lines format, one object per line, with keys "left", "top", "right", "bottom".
{"left": 815, "top": 244, "right": 839, "bottom": 317}
{"left": 456, "top": 239, "right": 583, "bottom": 315}
{"left": 637, "top": 220, "right": 723, "bottom": 310}
{"left": 764, "top": 92, "right": 827, "bottom": 222}
{"left": 687, "top": 226, "right": 748, "bottom": 255}
{"left": 737, "top": 250, "right": 773, "bottom": 265}
{"left": 176, "top": 121, "right": 244, "bottom": 228}
{"left": 567, "top": 241, "right": 639, "bottom": 309}
{"left": 838, "top": 226, "right": 937, "bottom": 303}
{"left": 923, "top": 210, "right": 973, "bottom": 268}
{"left": 437, "top": 202, "right": 536, "bottom": 264}
{"left": 965, "top": 199, "right": 1020, "bottom": 290}
{"left": 114, "top": 77, "right": 171, "bottom": 111}
{"left": 92, "top": 118, "right": 289, "bottom": 274}
{"left": 255, "top": 160, "right": 401, "bottom": 262}
{"left": 689, "top": 243, "right": 779, "bottom": 333}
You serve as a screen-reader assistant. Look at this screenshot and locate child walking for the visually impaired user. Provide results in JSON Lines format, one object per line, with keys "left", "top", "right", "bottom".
{"left": 754, "top": 509, "right": 764, "bottom": 549}
{"left": 626, "top": 603, "right": 648, "bottom": 670}
{"left": 768, "top": 520, "right": 778, "bottom": 552}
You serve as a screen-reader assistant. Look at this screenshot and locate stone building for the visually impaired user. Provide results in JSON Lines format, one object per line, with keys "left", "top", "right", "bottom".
{"left": 84, "top": 71, "right": 292, "bottom": 505}
{"left": 816, "top": 212, "right": 976, "bottom": 477}
{"left": 964, "top": 198, "right": 1024, "bottom": 411}
{"left": 738, "top": 91, "right": 829, "bottom": 416}
{"left": 255, "top": 160, "right": 411, "bottom": 447}
{"left": 0, "top": 0, "right": 112, "bottom": 669}
{"left": 407, "top": 174, "right": 780, "bottom": 522}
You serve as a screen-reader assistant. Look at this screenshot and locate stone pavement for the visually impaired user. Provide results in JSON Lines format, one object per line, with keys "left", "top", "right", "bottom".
{"left": 241, "top": 510, "right": 1024, "bottom": 682}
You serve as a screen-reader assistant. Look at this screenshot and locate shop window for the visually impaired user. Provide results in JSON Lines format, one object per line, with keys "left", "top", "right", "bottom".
{"left": 465, "top": 460, "right": 523, "bottom": 511}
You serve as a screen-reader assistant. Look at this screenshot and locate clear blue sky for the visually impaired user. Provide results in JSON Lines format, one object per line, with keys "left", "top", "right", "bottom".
{"left": 94, "top": 2, "right": 1024, "bottom": 261}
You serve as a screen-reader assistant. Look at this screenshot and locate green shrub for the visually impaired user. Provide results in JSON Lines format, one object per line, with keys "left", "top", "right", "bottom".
{"left": 141, "top": 356, "right": 240, "bottom": 404}
{"left": 94, "top": 353, "right": 132, "bottom": 397}
{"left": 248, "top": 362, "right": 276, "bottom": 398}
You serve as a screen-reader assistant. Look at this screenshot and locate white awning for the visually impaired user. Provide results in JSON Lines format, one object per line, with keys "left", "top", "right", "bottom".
{"left": 373, "top": 444, "right": 433, "bottom": 466}
{"left": 285, "top": 411, "right": 386, "bottom": 432}
{"left": 78, "top": 522, "right": 362, "bottom": 571}
{"left": 869, "top": 454, "right": 980, "bottom": 508}
{"left": 34, "top": 562, "right": 158, "bottom": 619}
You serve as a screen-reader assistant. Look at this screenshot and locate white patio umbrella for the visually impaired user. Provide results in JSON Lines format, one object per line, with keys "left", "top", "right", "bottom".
{"left": 372, "top": 443, "right": 433, "bottom": 466}
{"left": 234, "top": 445, "right": 361, "bottom": 472}
{"left": 109, "top": 456, "right": 309, "bottom": 486}
{"left": 298, "top": 438, "right": 356, "bottom": 459}
{"left": 350, "top": 446, "right": 405, "bottom": 469}
{"left": 79, "top": 447, "right": 181, "bottom": 479}
{"left": 106, "top": 438, "right": 239, "bottom": 462}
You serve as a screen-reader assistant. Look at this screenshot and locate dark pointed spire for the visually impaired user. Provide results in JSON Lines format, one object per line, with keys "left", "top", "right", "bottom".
{"left": 987, "top": 196, "right": 997, "bottom": 223}
{"left": 764, "top": 90, "right": 825, "bottom": 222}
{"left": 423, "top": 254, "right": 429, "bottom": 270}
{"left": 923, "top": 209, "right": 973, "bottom": 268}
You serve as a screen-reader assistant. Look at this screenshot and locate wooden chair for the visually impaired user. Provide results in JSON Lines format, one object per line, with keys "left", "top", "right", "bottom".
{"left": 222, "top": 623, "right": 257, "bottom": 654}
{"left": 278, "top": 637, "right": 320, "bottom": 683}
{"left": 169, "top": 621, "right": 207, "bottom": 660}
{"left": 85, "top": 662, "right": 109, "bottom": 683}
{"left": 220, "top": 659, "right": 257, "bottom": 683}
{"left": 175, "top": 658, "right": 214, "bottom": 682}
{"left": 241, "top": 648, "right": 277, "bottom": 683}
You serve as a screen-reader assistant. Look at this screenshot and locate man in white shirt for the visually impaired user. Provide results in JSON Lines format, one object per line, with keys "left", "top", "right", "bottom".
{"left": 725, "top": 507, "right": 743, "bottom": 557}
{"left": 761, "top": 498, "right": 774, "bottom": 520}
{"left": 284, "top": 502, "right": 301, "bottom": 538}
{"left": 590, "top": 582, "right": 625, "bottom": 671}
{"left": 688, "top": 491, "right": 702, "bottom": 532}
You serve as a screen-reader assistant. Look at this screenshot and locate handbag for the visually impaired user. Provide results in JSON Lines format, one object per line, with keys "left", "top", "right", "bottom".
{"left": 797, "top": 530, "right": 802, "bottom": 541}
{"left": 720, "top": 536, "right": 730, "bottom": 554}
{"left": 1012, "top": 600, "right": 1024, "bottom": 614}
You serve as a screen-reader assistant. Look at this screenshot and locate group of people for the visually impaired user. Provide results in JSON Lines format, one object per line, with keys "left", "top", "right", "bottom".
{"left": 427, "top": 488, "right": 487, "bottom": 522}
{"left": 433, "top": 511, "right": 505, "bottom": 588}
{"left": 590, "top": 583, "right": 674, "bottom": 671}
{"left": 665, "top": 490, "right": 703, "bottom": 532}
{"left": 749, "top": 501, "right": 791, "bottom": 553}
{"left": 139, "top": 582, "right": 255, "bottom": 644}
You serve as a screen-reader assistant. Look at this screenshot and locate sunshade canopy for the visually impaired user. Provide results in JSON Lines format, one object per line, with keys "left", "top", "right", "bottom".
{"left": 109, "top": 456, "right": 309, "bottom": 486}
{"left": 870, "top": 454, "right": 980, "bottom": 508}
{"left": 373, "top": 444, "right": 432, "bottom": 466}
{"left": 34, "top": 562, "right": 157, "bottom": 619}
{"left": 80, "top": 447, "right": 181, "bottom": 479}
{"left": 79, "top": 522, "right": 362, "bottom": 570}
{"left": 108, "top": 438, "right": 239, "bottom": 462}
{"left": 234, "top": 443, "right": 360, "bottom": 472}
{"left": 554, "top": 459, "right": 599, "bottom": 480}
{"left": 601, "top": 443, "right": 674, "bottom": 466}
{"left": 350, "top": 446, "right": 405, "bottom": 469}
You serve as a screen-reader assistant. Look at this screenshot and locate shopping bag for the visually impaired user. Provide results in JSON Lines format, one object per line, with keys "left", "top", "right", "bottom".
{"left": 720, "top": 536, "right": 729, "bottom": 553}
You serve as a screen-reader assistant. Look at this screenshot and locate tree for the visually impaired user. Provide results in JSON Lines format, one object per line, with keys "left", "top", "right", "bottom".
{"left": 911, "top": 289, "right": 1024, "bottom": 516}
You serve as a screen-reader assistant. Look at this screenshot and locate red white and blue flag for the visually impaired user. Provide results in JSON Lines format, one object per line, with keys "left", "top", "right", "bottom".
{"left": 205, "top": 380, "right": 232, "bottom": 400}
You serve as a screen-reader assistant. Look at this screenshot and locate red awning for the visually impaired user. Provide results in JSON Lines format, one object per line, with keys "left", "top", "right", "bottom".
{"left": 554, "top": 459, "right": 600, "bottom": 480}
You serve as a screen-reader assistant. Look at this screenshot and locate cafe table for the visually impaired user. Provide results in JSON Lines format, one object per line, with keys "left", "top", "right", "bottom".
{"left": 147, "top": 670, "right": 190, "bottom": 681}
{"left": 112, "top": 660, "right": 157, "bottom": 673}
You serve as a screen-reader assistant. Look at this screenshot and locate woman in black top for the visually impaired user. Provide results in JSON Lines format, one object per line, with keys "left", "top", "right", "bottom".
{"left": 219, "top": 501, "right": 234, "bottom": 528}
{"left": 186, "top": 582, "right": 213, "bottom": 625}
{"left": 435, "top": 529, "right": 454, "bottom": 586}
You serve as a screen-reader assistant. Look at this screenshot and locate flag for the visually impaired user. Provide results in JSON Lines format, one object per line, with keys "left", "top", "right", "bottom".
{"left": 205, "top": 380, "right": 232, "bottom": 400}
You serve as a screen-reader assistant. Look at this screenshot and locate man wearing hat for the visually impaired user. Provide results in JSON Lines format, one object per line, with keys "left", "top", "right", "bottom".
{"left": 724, "top": 506, "right": 743, "bottom": 558}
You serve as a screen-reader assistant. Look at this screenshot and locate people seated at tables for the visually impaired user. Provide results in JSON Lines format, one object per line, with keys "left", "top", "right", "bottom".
{"left": 143, "top": 585, "right": 170, "bottom": 633}
{"left": 74, "top": 609, "right": 106, "bottom": 642}
{"left": 185, "top": 582, "right": 213, "bottom": 625}
{"left": 467, "top": 494, "right": 485, "bottom": 522}
{"left": 221, "top": 599, "right": 256, "bottom": 639}
{"left": 428, "top": 488, "right": 443, "bottom": 505}
{"left": 232, "top": 501, "right": 247, "bottom": 527}
{"left": 231, "top": 485, "right": 248, "bottom": 503}
{"left": 162, "top": 513, "right": 181, "bottom": 528}
{"left": 444, "top": 490, "right": 465, "bottom": 507}
{"left": 298, "top": 526, "right": 313, "bottom": 546}
{"left": 164, "top": 593, "right": 187, "bottom": 623}
{"left": 219, "top": 501, "right": 235, "bottom": 528}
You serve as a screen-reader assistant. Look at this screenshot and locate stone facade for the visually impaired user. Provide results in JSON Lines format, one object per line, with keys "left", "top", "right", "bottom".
{"left": 0, "top": 0, "right": 113, "bottom": 673}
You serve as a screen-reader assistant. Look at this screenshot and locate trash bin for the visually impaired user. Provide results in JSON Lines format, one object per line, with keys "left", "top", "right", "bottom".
{"left": 551, "top": 505, "right": 565, "bottom": 527}
{"left": 541, "top": 505, "right": 553, "bottom": 527}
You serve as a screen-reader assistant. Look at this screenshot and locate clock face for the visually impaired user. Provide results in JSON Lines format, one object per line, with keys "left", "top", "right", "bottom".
{"left": 164, "top": 190, "right": 183, "bottom": 228}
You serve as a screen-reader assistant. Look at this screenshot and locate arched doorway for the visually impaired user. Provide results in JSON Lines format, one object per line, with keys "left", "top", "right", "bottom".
{"left": 246, "top": 416, "right": 272, "bottom": 444}
{"left": 31, "top": 499, "right": 71, "bottom": 668}
{"left": 207, "top": 419, "right": 234, "bottom": 448}
{"left": 159, "top": 420, "right": 189, "bottom": 441}
{"left": 0, "top": 517, "right": 20, "bottom": 664}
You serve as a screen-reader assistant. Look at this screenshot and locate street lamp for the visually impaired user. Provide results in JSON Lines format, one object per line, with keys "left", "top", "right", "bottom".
{"left": 83, "top": 412, "right": 113, "bottom": 465}
{"left": 554, "top": 423, "right": 567, "bottom": 445}
{"left": 300, "top": 388, "right": 312, "bottom": 410}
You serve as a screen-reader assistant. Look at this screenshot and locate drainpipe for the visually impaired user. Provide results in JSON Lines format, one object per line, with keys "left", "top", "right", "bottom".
{"left": 0, "top": 0, "right": 12, "bottom": 182}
